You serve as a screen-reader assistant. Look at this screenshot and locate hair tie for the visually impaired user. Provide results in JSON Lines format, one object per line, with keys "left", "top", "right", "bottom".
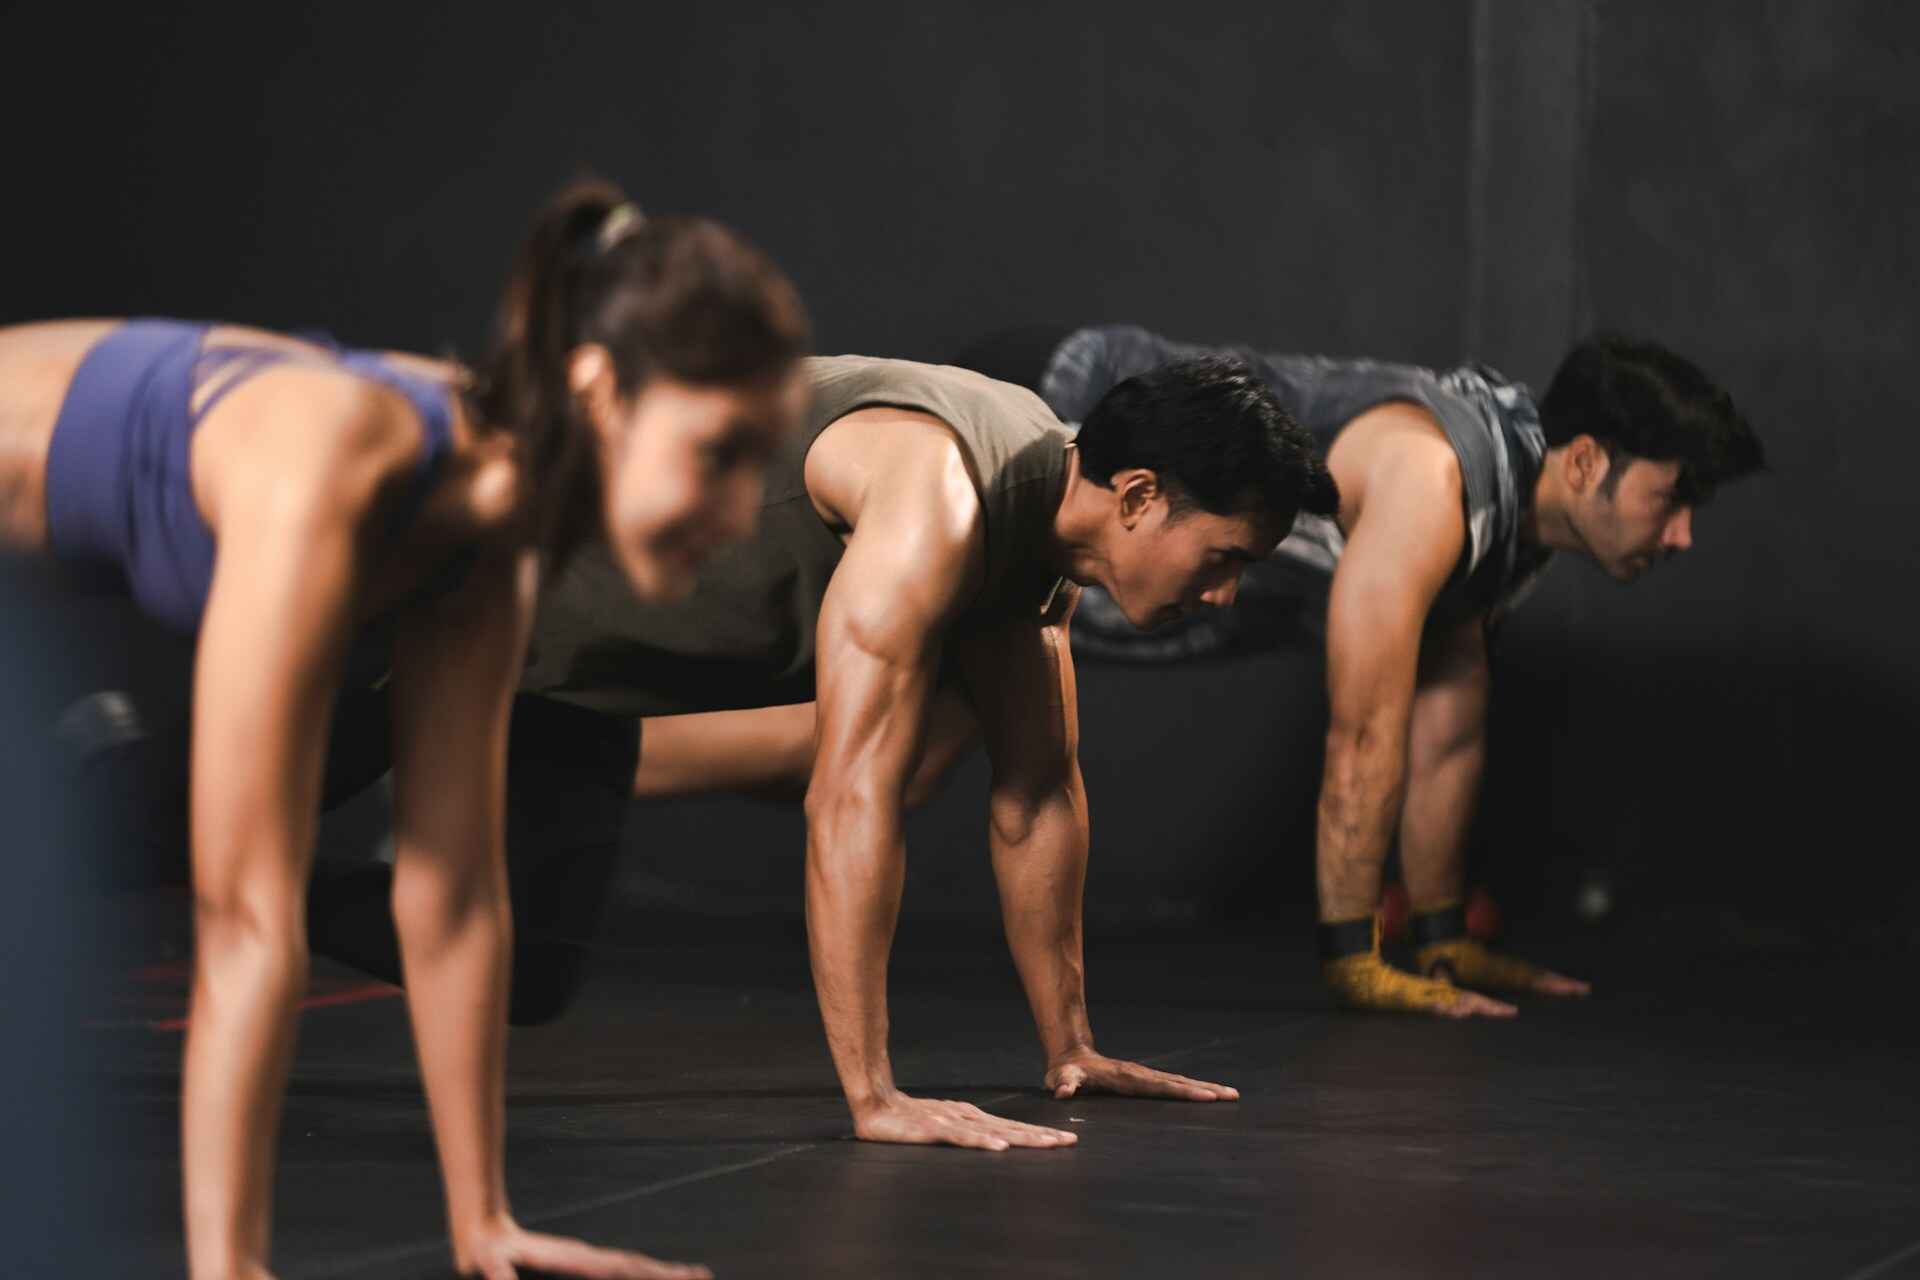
{"left": 596, "top": 203, "right": 645, "bottom": 252}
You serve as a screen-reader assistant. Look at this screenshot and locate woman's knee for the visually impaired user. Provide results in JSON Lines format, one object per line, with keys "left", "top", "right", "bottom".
{"left": 506, "top": 940, "right": 593, "bottom": 1027}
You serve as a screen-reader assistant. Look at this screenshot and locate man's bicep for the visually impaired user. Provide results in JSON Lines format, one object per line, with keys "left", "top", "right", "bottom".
{"left": 955, "top": 617, "right": 1078, "bottom": 792}
{"left": 810, "top": 520, "right": 971, "bottom": 794}
{"left": 816, "top": 496, "right": 975, "bottom": 682}
{"left": 1324, "top": 492, "right": 1462, "bottom": 726}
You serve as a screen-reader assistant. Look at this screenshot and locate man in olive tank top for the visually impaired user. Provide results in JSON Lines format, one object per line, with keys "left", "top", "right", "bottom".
{"left": 518, "top": 352, "right": 1338, "bottom": 1152}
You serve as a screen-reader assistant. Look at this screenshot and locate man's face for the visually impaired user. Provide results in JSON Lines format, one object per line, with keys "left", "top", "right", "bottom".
{"left": 1101, "top": 490, "right": 1281, "bottom": 629}
{"left": 1571, "top": 454, "right": 1695, "bottom": 582}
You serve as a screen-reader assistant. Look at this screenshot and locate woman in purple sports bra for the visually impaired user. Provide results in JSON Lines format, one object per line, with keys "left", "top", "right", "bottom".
{"left": 0, "top": 178, "right": 810, "bottom": 1280}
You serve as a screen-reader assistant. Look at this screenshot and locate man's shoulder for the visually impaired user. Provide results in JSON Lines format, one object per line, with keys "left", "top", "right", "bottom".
{"left": 1342, "top": 405, "right": 1467, "bottom": 507}
{"left": 805, "top": 352, "right": 1030, "bottom": 396}
{"left": 807, "top": 355, "right": 1060, "bottom": 437}
{"left": 1333, "top": 414, "right": 1470, "bottom": 598}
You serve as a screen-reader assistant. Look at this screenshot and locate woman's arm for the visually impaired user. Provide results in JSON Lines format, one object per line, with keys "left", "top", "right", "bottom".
{"left": 387, "top": 549, "right": 527, "bottom": 1263}
{"left": 181, "top": 357, "right": 698, "bottom": 1277}
{"left": 388, "top": 546, "right": 710, "bottom": 1280}
{"left": 182, "top": 435, "right": 370, "bottom": 1279}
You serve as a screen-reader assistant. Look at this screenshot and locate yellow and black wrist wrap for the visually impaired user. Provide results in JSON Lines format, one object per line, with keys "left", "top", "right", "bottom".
{"left": 1414, "top": 937, "right": 1543, "bottom": 992}
{"left": 1318, "top": 914, "right": 1462, "bottom": 1012}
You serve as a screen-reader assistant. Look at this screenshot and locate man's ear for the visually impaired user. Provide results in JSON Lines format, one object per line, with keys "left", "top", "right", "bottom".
{"left": 1114, "top": 469, "right": 1163, "bottom": 530}
{"left": 1565, "top": 435, "right": 1610, "bottom": 496}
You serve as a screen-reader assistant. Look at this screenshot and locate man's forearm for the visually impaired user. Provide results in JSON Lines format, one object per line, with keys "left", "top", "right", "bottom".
{"left": 804, "top": 786, "right": 909, "bottom": 1113}
{"left": 1398, "top": 625, "right": 1491, "bottom": 913}
{"left": 1398, "top": 733, "right": 1484, "bottom": 911}
{"left": 990, "top": 782, "right": 1095, "bottom": 1062}
{"left": 1316, "top": 723, "right": 1410, "bottom": 922}
{"left": 1317, "top": 709, "right": 1522, "bottom": 1017}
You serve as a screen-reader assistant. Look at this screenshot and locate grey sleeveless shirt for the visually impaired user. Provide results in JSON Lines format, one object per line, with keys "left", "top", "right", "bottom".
{"left": 1042, "top": 325, "right": 1554, "bottom": 654}
{"left": 520, "top": 356, "right": 1073, "bottom": 717}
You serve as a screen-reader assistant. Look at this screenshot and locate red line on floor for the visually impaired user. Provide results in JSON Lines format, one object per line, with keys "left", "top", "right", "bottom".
{"left": 132, "top": 960, "right": 193, "bottom": 982}
{"left": 147, "top": 982, "right": 401, "bottom": 1032}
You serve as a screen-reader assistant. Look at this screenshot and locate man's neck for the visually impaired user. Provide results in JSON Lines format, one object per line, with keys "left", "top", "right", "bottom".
{"left": 1527, "top": 448, "right": 1581, "bottom": 554}
{"left": 1046, "top": 443, "right": 1112, "bottom": 586}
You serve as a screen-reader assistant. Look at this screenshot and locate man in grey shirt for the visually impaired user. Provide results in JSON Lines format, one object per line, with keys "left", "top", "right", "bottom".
{"left": 1036, "top": 325, "right": 1766, "bottom": 1016}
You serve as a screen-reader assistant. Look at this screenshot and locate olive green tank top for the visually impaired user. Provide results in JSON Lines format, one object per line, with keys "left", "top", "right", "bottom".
{"left": 519, "top": 355, "right": 1073, "bottom": 717}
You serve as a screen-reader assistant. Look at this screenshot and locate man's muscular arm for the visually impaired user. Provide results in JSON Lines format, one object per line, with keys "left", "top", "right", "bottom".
{"left": 1401, "top": 619, "right": 1590, "bottom": 999}
{"left": 1316, "top": 433, "right": 1512, "bottom": 1017}
{"left": 1399, "top": 618, "right": 1492, "bottom": 915}
{"left": 804, "top": 423, "right": 1075, "bottom": 1152}
{"left": 955, "top": 594, "right": 1237, "bottom": 1105}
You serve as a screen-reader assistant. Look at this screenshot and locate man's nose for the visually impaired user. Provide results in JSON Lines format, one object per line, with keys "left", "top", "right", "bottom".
{"left": 1664, "top": 506, "right": 1694, "bottom": 553}
{"left": 1199, "top": 576, "right": 1240, "bottom": 608}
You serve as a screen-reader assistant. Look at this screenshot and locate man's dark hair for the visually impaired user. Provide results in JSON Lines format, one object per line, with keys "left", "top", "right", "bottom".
{"left": 1076, "top": 355, "right": 1339, "bottom": 527}
{"left": 1541, "top": 334, "right": 1764, "bottom": 503}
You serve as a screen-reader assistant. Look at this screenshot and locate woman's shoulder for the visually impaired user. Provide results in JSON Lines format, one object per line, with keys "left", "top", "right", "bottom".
{"left": 196, "top": 361, "right": 434, "bottom": 526}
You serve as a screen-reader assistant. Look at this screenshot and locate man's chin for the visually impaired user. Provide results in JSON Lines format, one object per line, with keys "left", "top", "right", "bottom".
{"left": 1100, "top": 587, "right": 1185, "bottom": 631}
{"left": 1609, "top": 559, "right": 1651, "bottom": 583}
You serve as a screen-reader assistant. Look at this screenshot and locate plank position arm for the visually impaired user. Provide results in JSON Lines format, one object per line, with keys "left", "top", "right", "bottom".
{"left": 181, "top": 381, "right": 386, "bottom": 1277}
{"left": 955, "top": 593, "right": 1239, "bottom": 1104}
{"left": 1397, "top": 616, "right": 1591, "bottom": 999}
{"left": 1398, "top": 615, "right": 1493, "bottom": 922}
{"left": 803, "top": 416, "right": 1078, "bottom": 1151}
{"left": 186, "top": 368, "right": 707, "bottom": 1280}
{"left": 388, "top": 553, "right": 707, "bottom": 1278}
{"left": 1313, "top": 415, "right": 1515, "bottom": 1018}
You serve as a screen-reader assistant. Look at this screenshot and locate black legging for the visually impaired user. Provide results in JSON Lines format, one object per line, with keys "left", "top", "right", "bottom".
{"left": 28, "top": 565, "right": 636, "bottom": 1029}
{"left": 305, "top": 691, "right": 639, "bottom": 1026}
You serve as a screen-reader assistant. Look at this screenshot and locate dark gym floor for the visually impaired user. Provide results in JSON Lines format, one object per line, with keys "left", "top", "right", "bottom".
{"left": 96, "top": 913, "right": 1920, "bottom": 1279}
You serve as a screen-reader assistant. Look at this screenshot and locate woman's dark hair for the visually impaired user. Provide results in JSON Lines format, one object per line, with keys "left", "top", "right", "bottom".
{"left": 1076, "top": 355, "right": 1339, "bottom": 529}
{"left": 1541, "top": 334, "right": 1764, "bottom": 503}
{"left": 474, "top": 177, "right": 811, "bottom": 563}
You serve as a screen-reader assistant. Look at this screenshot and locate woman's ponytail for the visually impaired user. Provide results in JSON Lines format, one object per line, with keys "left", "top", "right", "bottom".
{"left": 473, "top": 178, "right": 632, "bottom": 566}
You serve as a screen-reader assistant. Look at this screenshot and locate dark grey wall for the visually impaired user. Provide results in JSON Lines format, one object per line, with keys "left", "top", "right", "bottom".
{"left": 9, "top": 3, "right": 1916, "bottom": 929}
{"left": 3, "top": 2, "right": 1469, "bottom": 360}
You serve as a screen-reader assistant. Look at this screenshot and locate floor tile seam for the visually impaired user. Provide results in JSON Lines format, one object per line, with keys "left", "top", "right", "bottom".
{"left": 298, "top": 1143, "right": 817, "bottom": 1280}
{"left": 299, "top": 1033, "right": 1258, "bottom": 1275}
{"left": 1137, "top": 1033, "right": 1253, "bottom": 1068}
{"left": 1844, "top": 1236, "right": 1920, "bottom": 1280}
